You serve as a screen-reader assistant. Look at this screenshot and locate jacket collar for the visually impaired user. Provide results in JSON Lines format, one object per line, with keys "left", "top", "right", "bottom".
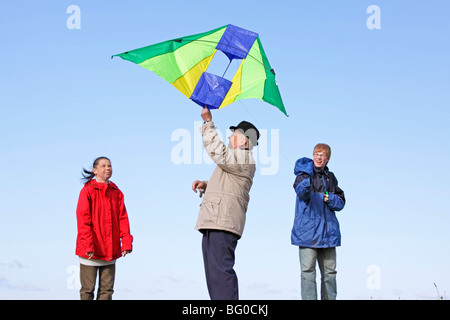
{"left": 313, "top": 165, "right": 329, "bottom": 176}
{"left": 86, "top": 179, "right": 118, "bottom": 190}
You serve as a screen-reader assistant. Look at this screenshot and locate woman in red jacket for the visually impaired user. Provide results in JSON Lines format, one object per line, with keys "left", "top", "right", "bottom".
{"left": 76, "top": 156, "right": 133, "bottom": 300}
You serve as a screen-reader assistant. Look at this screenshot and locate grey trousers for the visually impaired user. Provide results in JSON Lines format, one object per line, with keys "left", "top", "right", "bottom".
{"left": 79, "top": 263, "right": 116, "bottom": 300}
{"left": 299, "top": 247, "right": 337, "bottom": 300}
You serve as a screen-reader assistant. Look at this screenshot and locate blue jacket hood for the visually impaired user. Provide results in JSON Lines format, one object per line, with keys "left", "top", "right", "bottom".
{"left": 294, "top": 157, "right": 313, "bottom": 176}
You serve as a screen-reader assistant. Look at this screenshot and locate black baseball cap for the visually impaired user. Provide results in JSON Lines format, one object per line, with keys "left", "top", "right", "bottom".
{"left": 229, "top": 121, "right": 260, "bottom": 146}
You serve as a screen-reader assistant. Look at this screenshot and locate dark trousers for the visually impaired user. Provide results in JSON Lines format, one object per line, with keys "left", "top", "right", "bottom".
{"left": 201, "top": 229, "right": 239, "bottom": 300}
{"left": 79, "top": 263, "right": 116, "bottom": 300}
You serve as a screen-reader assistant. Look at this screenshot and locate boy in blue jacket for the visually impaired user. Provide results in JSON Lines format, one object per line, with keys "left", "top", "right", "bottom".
{"left": 291, "top": 143, "right": 345, "bottom": 300}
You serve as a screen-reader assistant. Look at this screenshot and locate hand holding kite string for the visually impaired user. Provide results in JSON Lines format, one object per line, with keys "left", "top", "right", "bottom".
{"left": 192, "top": 180, "right": 207, "bottom": 198}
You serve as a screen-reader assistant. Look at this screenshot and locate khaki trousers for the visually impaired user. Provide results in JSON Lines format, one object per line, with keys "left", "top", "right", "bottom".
{"left": 79, "top": 263, "right": 116, "bottom": 300}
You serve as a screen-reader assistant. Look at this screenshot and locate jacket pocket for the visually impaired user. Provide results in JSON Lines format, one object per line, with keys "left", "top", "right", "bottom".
{"left": 200, "top": 197, "right": 222, "bottom": 224}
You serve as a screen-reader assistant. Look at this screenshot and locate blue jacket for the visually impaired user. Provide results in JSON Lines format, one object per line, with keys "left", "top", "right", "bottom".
{"left": 291, "top": 157, "right": 345, "bottom": 248}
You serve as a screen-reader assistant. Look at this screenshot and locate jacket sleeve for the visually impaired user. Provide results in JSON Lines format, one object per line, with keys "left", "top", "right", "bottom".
{"left": 326, "top": 177, "right": 345, "bottom": 212}
{"left": 118, "top": 192, "right": 133, "bottom": 252}
{"left": 200, "top": 121, "right": 250, "bottom": 175}
{"left": 293, "top": 173, "right": 311, "bottom": 201}
{"left": 76, "top": 187, "right": 95, "bottom": 253}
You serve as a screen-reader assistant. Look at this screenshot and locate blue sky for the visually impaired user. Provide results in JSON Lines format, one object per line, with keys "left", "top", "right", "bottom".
{"left": 1, "top": 0, "right": 450, "bottom": 299}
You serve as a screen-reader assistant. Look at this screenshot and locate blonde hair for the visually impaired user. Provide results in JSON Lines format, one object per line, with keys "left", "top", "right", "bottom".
{"left": 313, "top": 143, "right": 331, "bottom": 159}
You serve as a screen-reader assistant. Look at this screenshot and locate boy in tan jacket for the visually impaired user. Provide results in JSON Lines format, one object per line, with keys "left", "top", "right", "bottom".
{"left": 192, "top": 107, "right": 259, "bottom": 300}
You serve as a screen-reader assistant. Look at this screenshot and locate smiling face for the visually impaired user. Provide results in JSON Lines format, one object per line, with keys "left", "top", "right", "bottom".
{"left": 92, "top": 158, "right": 112, "bottom": 183}
{"left": 313, "top": 143, "right": 331, "bottom": 169}
{"left": 313, "top": 152, "right": 329, "bottom": 169}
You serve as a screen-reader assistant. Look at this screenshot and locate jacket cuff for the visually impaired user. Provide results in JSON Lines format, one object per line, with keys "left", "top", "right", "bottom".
{"left": 200, "top": 121, "right": 215, "bottom": 134}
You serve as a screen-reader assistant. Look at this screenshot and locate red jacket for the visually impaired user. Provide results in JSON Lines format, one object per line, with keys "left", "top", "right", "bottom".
{"left": 76, "top": 180, "right": 133, "bottom": 261}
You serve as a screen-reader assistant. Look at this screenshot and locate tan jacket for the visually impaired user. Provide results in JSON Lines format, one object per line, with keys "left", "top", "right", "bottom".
{"left": 195, "top": 121, "right": 256, "bottom": 238}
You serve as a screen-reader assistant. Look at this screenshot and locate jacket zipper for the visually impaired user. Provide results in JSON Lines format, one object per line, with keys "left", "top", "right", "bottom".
{"left": 321, "top": 175, "right": 330, "bottom": 246}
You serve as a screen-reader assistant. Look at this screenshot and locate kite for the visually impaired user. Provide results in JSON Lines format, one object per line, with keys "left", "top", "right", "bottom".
{"left": 112, "top": 24, "right": 287, "bottom": 116}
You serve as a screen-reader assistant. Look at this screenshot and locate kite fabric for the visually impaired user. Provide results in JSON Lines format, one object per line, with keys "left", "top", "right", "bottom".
{"left": 112, "top": 24, "right": 287, "bottom": 116}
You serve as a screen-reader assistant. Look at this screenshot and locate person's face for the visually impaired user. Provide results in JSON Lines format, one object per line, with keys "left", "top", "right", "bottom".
{"left": 313, "top": 151, "right": 329, "bottom": 169}
{"left": 228, "top": 130, "right": 247, "bottom": 149}
{"left": 93, "top": 159, "right": 112, "bottom": 183}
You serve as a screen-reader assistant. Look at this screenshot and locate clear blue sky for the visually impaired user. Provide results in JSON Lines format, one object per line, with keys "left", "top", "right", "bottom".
{"left": 1, "top": 0, "right": 450, "bottom": 299}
